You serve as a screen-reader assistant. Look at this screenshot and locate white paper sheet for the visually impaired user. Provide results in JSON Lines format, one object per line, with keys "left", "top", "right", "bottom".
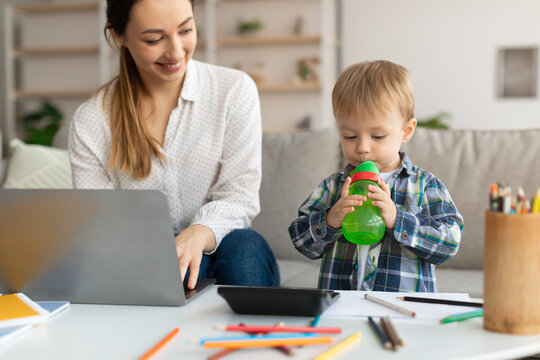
{"left": 322, "top": 291, "right": 482, "bottom": 324}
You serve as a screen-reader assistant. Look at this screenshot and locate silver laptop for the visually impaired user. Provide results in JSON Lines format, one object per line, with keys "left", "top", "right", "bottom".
{"left": 0, "top": 189, "right": 214, "bottom": 306}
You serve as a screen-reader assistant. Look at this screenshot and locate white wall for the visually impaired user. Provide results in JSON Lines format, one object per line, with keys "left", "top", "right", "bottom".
{"left": 341, "top": 0, "right": 540, "bottom": 129}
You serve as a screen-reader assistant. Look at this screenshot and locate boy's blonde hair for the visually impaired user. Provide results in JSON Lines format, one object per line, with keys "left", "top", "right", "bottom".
{"left": 332, "top": 60, "right": 414, "bottom": 122}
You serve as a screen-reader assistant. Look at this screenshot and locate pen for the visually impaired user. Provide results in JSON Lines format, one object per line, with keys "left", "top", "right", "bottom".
{"left": 139, "top": 327, "right": 180, "bottom": 360}
{"left": 313, "top": 332, "right": 361, "bottom": 360}
{"left": 367, "top": 317, "right": 391, "bottom": 349}
{"left": 364, "top": 293, "right": 416, "bottom": 317}
{"left": 441, "top": 309, "right": 483, "bottom": 324}
{"left": 202, "top": 336, "right": 334, "bottom": 348}
{"left": 215, "top": 324, "right": 341, "bottom": 333}
{"left": 396, "top": 296, "right": 483, "bottom": 308}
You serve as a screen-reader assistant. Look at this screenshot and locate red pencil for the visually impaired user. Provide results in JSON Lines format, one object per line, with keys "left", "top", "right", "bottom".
{"left": 214, "top": 325, "right": 341, "bottom": 334}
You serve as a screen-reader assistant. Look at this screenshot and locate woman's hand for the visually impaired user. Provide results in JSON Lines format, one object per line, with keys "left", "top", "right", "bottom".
{"left": 175, "top": 224, "right": 216, "bottom": 289}
{"left": 326, "top": 176, "right": 367, "bottom": 229}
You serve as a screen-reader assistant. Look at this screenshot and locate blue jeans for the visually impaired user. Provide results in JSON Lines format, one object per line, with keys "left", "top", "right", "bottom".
{"left": 193, "top": 229, "right": 280, "bottom": 286}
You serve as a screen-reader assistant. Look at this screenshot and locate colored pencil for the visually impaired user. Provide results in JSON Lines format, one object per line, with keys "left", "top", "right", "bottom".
{"left": 441, "top": 309, "right": 484, "bottom": 324}
{"left": 199, "top": 333, "right": 316, "bottom": 344}
{"left": 240, "top": 322, "right": 293, "bottom": 356}
{"left": 202, "top": 336, "right": 334, "bottom": 348}
{"left": 207, "top": 348, "right": 235, "bottom": 360}
{"left": 382, "top": 315, "right": 404, "bottom": 346}
{"left": 311, "top": 315, "right": 321, "bottom": 327}
{"left": 396, "top": 296, "right": 483, "bottom": 308}
{"left": 364, "top": 294, "right": 416, "bottom": 317}
{"left": 215, "top": 324, "right": 341, "bottom": 333}
{"left": 380, "top": 317, "right": 399, "bottom": 351}
{"left": 313, "top": 332, "right": 361, "bottom": 360}
{"left": 139, "top": 327, "right": 180, "bottom": 360}
{"left": 367, "top": 317, "right": 391, "bottom": 349}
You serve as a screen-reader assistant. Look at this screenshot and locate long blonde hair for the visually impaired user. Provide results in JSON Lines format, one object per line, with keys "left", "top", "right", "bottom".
{"left": 99, "top": 47, "right": 164, "bottom": 179}
{"left": 99, "top": 0, "right": 194, "bottom": 179}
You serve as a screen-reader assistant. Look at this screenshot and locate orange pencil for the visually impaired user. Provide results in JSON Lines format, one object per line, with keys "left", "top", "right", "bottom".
{"left": 203, "top": 336, "right": 334, "bottom": 349}
{"left": 140, "top": 327, "right": 180, "bottom": 360}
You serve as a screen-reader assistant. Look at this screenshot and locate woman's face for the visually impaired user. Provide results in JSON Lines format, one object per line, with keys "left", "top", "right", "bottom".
{"left": 117, "top": 0, "right": 197, "bottom": 89}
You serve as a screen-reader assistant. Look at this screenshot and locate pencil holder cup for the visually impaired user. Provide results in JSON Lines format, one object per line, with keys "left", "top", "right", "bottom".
{"left": 483, "top": 211, "right": 540, "bottom": 334}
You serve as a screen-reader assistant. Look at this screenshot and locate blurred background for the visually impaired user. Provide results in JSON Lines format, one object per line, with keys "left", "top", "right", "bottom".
{"left": 1, "top": 0, "right": 539, "bottom": 153}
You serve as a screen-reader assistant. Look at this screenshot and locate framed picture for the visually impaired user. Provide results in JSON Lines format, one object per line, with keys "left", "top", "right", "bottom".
{"left": 497, "top": 47, "right": 538, "bottom": 98}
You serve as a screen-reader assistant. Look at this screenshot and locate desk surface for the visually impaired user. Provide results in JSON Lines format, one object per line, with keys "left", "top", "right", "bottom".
{"left": 1, "top": 286, "right": 540, "bottom": 360}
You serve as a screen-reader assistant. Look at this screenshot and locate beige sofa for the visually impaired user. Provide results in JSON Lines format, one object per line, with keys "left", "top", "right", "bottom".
{"left": 3, "top": 127, "right": 540, "bottom": 298}
{"left": 255, "top": 127, "right": 540, "bottom": 298}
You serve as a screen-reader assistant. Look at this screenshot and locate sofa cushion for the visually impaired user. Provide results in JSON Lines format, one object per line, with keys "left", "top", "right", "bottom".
{"left": 253, "top": 129, "right": 343, "bottom": 264}
{"left": 277, "top": 259, "right": 320, "bottom": 288}
{"left": 2, "top": 139, "right": 72, "bottom": 189}
{"left": 436, "top": 268, "right": 483, "bottom": 298}
{"left": 402, "top": 128, "right": 540, "bottom": 270}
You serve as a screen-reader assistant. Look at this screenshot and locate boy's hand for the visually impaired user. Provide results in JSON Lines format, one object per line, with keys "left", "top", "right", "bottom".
{"left": 368, "top": 179, "right": 397, "bottom": 229}
{"left": 326, "top": 176, "right": 367, "bottom": 229}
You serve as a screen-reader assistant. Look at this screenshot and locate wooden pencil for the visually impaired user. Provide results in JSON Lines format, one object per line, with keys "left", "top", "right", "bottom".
{"left": 380, "top": 317, "right": 399, "bottom": 351}
{"left": 367, "top": 317, "right": 391, "bottom": 349}
{"left": 383, "top": 315, "right": 404, "bottom": 346}
{"left": 396, "top": 296, "right": 483, "bottom": 308}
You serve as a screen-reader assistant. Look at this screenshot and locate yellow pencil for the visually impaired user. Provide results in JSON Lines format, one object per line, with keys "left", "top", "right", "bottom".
{"left": 203, "top": 336, "right": 334, "bottom": 348}
{"left": 532, "top": 188, "right": 540, "bottom": 214}
{"left": 313, "top": 332, "right": 361, "bottom": 360}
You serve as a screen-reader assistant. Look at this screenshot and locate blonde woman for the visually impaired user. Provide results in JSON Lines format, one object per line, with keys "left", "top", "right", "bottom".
{"left": 68, "top": 0, "right": 279, "bottom": 289}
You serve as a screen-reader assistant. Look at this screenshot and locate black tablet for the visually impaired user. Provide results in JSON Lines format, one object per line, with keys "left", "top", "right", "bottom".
{"left": 217, "top": 286, "right": 341, "bottom": 316}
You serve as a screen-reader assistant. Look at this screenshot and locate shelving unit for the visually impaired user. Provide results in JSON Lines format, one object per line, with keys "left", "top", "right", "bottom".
{"left": 198, "top": 0, "right": 339, "bottom": 131}
{"left": 2, "top": 0, "right": 339, "bottom": 148}
{"left": 2, "top": 0, "right": 112, "bottom": 147}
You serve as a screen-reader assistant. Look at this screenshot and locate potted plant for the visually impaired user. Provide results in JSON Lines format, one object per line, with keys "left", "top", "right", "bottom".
{"left": 21, "top": 100, "right": 63, "bottom": 146}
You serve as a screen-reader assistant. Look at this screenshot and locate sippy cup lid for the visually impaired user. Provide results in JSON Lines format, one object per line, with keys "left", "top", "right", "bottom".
{"left": 351, "top": 161, "right": 381, "bottom": 184}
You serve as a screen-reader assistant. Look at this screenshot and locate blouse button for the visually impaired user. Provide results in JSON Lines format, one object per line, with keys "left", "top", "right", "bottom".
{"left": 315, "top": 227, "right": 322, "bottom": 235}
{"left": 402, "top": 232, "right": 409, "bottom": 240}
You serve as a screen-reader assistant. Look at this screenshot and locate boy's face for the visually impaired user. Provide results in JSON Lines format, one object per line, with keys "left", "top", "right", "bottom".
{"left": 336, "top": 105, "right": 417, "bottom": 173}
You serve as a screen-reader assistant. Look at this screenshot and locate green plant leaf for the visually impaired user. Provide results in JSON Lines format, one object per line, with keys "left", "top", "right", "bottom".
{"left": 21, "top": 100, "right": 63, "bottom": 146}
{"left": 416, "top": 111, "right": 452, "bottom": 129}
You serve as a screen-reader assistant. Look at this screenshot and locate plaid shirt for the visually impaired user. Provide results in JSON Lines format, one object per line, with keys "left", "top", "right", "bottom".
{"left": 288, "top": 152, "right": 463, "bottom": 292}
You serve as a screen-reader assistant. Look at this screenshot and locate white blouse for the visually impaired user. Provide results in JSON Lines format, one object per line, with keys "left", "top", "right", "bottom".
{"left": 68, "top": 60, "right": 262, "bottom": 248}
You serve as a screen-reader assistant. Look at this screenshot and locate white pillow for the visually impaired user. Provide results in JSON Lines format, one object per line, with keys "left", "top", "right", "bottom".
{"left": 2, "top": 139, "right": 73, "bottom": 189}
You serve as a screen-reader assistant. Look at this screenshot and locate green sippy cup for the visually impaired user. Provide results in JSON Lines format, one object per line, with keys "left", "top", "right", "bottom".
{"left": 341, "top": 161, "right": 386, "bottom": 245}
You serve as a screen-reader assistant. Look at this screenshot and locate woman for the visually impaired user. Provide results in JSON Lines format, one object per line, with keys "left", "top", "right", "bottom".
{"left": 68, "top": 0, "right": 279, "bottom": 289}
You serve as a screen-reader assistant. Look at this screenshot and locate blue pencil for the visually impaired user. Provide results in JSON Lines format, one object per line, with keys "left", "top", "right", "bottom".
{"left": 198, "top": 333, "right": 316, "bottom": 345}
{"left": 311, "top": 315, "right": 321, "bottom": 327}
{"left": 367, "top": 316, "right": 391, "bottom": 349}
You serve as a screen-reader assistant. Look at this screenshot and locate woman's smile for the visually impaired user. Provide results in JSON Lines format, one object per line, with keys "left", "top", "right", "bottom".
{"left": 156, "top": 60, "right": 183, "bottom": 72}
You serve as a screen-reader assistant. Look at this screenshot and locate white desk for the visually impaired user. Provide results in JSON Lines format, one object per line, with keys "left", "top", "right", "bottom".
{"left": 2, "top": 286, "right": 540, "bottom": 360}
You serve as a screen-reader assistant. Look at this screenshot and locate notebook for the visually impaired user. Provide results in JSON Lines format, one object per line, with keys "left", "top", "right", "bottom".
{"left": 0, "top": 293, "right": 48, "bottom": 328}
{"left": 0, "top": 189, "right": 214, "bottom": 306}
{"left": 0, "top": 297, "right": 70, "bottom": 346}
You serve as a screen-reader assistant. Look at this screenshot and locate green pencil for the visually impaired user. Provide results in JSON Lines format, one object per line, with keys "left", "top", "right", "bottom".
{"left": 440, "top": 309, "right": 484, "bottom": 324}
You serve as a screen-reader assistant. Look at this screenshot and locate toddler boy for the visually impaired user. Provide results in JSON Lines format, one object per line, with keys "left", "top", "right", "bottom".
{"left": 288, "top": 60, "right": 463, "bottom": 291}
